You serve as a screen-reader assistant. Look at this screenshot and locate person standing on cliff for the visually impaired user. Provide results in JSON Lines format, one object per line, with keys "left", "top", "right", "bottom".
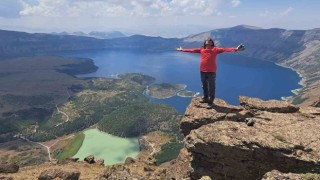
{"left": 177, "top": 38, "right": 245, "bottom": 109}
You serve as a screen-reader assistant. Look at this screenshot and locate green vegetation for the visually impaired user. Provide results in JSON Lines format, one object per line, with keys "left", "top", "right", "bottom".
{"left": 53, "top": 132, "right": 85, "bottom": 162}
{"left": 98, "top": 102, "right": 180, "bottom": 137}
{"left": 0, "top": 154, "right": 9, "bottom": 162}
{"left": 0, "top": 56, "right": 97, "bottom": 137}
{"left": 147, "top": 83, "right": 186, "bottom": 99}
{"left": 177, "top": 90, "right": 199, "bottom": 98}
{"left": 27, "top": 73, "right": 180, "bottom": 141}
{"left": 273, "top": 135, "right": 287, "bottom": 142}
{"left": 0, "top": 56, "right": 181, "bottom": 146}
{"left": 155, "top": 136, "right": 183, "bottom": 164}
{"left": 118, "top": 73, "right": 155, "bottom": 86}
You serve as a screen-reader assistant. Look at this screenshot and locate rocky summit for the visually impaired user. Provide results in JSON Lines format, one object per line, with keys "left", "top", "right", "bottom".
{"left": 180, "top": 96, "right": 320, "bottom": 179}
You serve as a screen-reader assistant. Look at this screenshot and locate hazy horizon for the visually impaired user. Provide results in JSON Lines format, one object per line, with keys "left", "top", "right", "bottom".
{"left": 1, "top": 0, "right": 319, "bottom": 37}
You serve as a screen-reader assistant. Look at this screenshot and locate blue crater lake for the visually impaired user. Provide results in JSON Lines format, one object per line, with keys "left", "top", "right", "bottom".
{"left": 56, "top": 49, "right": 301, "bottom": 114}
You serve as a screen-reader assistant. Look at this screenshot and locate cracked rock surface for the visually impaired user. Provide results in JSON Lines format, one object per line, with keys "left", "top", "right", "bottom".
{"left": 180, "top": 97, "right": 320, "bottom": 180}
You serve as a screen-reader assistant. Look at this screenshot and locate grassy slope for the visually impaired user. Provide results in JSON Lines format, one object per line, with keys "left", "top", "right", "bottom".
{"left": 0, "top": 56, "right": 97, "bottom": 138}
{"left": 53, "top": 132, "right": 85, "bottom": 162}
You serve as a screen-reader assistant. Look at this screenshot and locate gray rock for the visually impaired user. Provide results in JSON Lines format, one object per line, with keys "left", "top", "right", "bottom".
{"left": 239, "top": 96, "right": 299, "bottom": 113}
{"left": 124, "top": 157, "right": 135, "bottom": 164}
{"left": 84, "top": 155, "right": 95, "bottom": 164}
{"left": 96, "top": 158, "right": 104, "bottom": 166}
{"left": 245, "top": 118, "right": 255, "bottom": 126}
{"left": 143, "top": 166, "right": 155, "bottom": 172}
{"left": 38, "top": 169, "right": 80, "bottom": 180}
{"left": 99, "top": 165, "right": 132, "bottom": 180}
{"left": 199, "top": 176, "right": 212, "bottom": 180}
{"left": 299, "top": 106, "right": 320, "bottom": 117}
{"left": 0, "top": 162, "right": 19, "bottom": 173}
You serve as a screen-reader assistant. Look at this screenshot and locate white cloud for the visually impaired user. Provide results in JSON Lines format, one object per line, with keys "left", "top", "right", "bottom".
{"left": 231, "top": 0, "right": 241, "bottom": 7}
{"left": 281, "top": 6, "right": 294, "bottom": 16}
{"left": 259, "top": 7, "right": 294, "bottom": 17}
{"left": 18, "top": 0, "right": 223, "bottom": 17}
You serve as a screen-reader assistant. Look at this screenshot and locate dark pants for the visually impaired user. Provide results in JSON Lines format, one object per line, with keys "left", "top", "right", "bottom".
{"left": 200, "top": 72, "right": 216, "bottom": 104}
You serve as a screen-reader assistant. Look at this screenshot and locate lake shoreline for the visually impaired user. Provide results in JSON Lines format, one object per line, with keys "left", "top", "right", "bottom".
{"left": 60, "top": 50, "right": 303, "bottom": 110}
{"left": 275, "top": 62, "right": 306, "bottom": 102}
{"left": 73, "top": 128, "right": 140, "bottom": 166}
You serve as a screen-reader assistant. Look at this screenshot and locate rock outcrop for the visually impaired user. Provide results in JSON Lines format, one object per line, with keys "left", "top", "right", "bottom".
{"left": 166, "top": 148, "right": 192, "bottom": 179}
{"left": 99, "top": 165, "right": 133, "bottom": 180}
{"left": 239, "top": 96, "right": 299, "bottom": 113}
{"left": 262, "top": 170, "right": 320, "bottom": 180}
{"left": 38, "top": 169, "right": 80, "bottom": 180}
{"left": 312, "top": 98, "right": 320, "bottom": 107}
{"left": 84, "top": 155, "right": 95, "bottom": 164}
{"left": 0, "top": 162, "right": 19, "bottom": 173}
{"left": 180, "top": 97, "right": 320, "bottom": 179}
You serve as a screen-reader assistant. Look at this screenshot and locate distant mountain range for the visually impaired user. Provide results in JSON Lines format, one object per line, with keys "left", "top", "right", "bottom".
{"left": 51, "top": 31, "right": 126, "bottom": 39}
{"left": 0, "top": 25, "right": 319, "bottom": 105}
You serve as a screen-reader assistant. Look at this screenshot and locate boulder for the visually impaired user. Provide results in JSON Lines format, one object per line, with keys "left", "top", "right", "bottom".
{"left": 99, "top": 165, "right": 132, "bottom": 180}
{"left": 124, "top": 157, "right": 135, "bottom": 164}
{"left": 38, "top": 169, "right": 80, "bottom": 180}
{"left": 143, "top": 166, "right": 154, "bottom": 172}
{"left": 239, "top": 96, "right": 299, "bottom": 113}
{"left": 299, "top": 106, "right": 320, "bottom": 118}
{"left": 199, "top": 176, "right": 212, "bottom": 180}
{"left": 0, "top": 162, "right": 19, "bottom": 173}
{"left": 84, "top": 155, "right": 95, "bottom": 164}
{"left": 96, "top": 158, "right": 104, "bottom": 166}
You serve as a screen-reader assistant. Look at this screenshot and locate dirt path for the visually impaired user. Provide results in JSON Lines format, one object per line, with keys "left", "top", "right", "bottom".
{"left": 19, "top": 136, "right": 52, "bottom": 160}
{"left": 55, "top": 105, "right": 70, "bottom": 127}
{"left": 143, "top": 136, "right": 156, "bottom": 157}
{"left": 18, "top": 135, "right": 74, "bottom": 161}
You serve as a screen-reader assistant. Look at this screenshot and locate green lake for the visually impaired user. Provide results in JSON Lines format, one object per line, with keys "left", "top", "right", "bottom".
{"left": 73, "top": 128, "right": 140, "bottom": 165}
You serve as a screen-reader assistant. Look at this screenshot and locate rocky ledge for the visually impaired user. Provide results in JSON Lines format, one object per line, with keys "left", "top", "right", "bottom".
{"left": 181, "top": 96, "right": 320, "bottom": 179}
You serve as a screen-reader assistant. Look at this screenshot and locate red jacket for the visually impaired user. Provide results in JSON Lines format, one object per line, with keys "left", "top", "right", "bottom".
{"left": 182, "top": 47, "right": 237, "bottom": 72}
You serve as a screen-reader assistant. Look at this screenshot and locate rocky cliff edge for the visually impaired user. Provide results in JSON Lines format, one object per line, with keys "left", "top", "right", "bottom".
{"left": 177, "top": 96, "right": 320, "bottom": 179}
{"left": 2, "top": 96, "right": 320, "bottom": 180}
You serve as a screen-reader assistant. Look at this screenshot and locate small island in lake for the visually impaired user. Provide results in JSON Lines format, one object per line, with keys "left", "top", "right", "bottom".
{"left": 177, "top": 90, "right": 199, "bottom": 98}
{"left": 147, "top": 83, "right": 186, "bottom": 99}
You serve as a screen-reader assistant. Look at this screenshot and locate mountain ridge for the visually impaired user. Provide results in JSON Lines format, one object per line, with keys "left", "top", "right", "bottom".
{"left": 52, "top": 31, "right": 126, "bottom": 39}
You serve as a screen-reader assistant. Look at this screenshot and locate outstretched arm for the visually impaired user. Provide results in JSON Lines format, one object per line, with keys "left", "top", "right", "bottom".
{"left": 176, "top": 46, "right": 201, "bottom": 53}
{"left": 216, "top": 44, "right": 245, "bottom": 54}
{"left": 216, "top": 47, "right": 237, "bottom": 54}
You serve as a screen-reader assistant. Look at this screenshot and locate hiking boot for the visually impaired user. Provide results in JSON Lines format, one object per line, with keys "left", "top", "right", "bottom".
{"left": 200, "top": 98, "right": 209, "bottom": 103}
{"left": 206, "top": 103, "right": 214, "bottom": 109}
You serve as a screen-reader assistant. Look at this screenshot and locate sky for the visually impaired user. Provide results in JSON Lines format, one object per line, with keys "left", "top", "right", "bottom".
{"left": 0, "top": 0, "right": 319, "bottom": 37}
